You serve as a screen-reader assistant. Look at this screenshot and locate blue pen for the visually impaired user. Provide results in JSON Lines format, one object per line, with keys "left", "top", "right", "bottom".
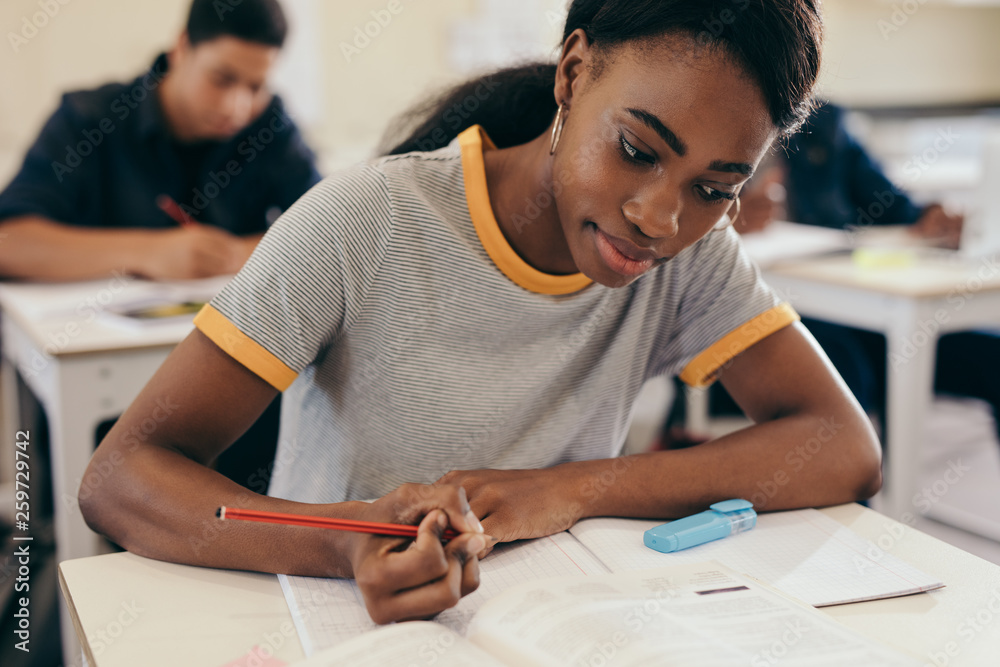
{"left": 643, "top": 499, "right": 757, "bottom": 553}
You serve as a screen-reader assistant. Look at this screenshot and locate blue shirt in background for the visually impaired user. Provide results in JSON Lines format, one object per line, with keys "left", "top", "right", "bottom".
{"left": 0, "top": 53, "right": 321, "bottom": 235}
{"left": 784, "top": 102, "right": 925, "bottom": 230}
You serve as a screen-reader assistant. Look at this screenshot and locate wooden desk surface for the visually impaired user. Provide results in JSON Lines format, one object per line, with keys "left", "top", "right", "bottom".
{"left": 59, "top": 504, "right": 1000, "bottom": 667}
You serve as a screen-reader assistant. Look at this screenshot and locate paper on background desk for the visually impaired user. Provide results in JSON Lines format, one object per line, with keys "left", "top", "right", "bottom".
{"left": 0, "top": 275, "right": 230, "bottom": 321}
{"left": 739, "top": 220, "right": 852, "bottom": 268}
{"left": 569, "top": 508, "right": 944, "bottom": 607}
{"left": 280, "top": 531, "right": 609, "bottom": 657}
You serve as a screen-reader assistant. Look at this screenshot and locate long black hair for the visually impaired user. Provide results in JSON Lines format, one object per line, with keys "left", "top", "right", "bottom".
{"left": 382, "top": 0, "right": 822, "bottom": 155}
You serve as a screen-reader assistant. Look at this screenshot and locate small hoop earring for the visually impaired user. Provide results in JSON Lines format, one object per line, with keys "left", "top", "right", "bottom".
{"left": 549, "top": 103, "right": 567, "bottom": 155}
{"left": 714, "top": 197, "right": 741, "bottom": 232}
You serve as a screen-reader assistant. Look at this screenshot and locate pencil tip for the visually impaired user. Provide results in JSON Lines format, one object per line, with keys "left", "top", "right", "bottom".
{"left": 216, "top": 507, "right": 223, "bottom": 519}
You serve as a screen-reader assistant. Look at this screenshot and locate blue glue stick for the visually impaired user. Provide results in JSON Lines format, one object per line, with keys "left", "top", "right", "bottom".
{"left": 643, "top": 499, "right": 757, "bottom": 553}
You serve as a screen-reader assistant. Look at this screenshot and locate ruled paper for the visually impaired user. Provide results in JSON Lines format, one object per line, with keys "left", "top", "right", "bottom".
{"left": 568, "top": 508, "right": 944, "bottom": 607}
{"left": 280, "top": 531, "right": 610, "bottom": 657}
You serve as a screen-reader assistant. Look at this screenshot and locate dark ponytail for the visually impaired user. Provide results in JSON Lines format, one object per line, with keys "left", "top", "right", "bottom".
{"left": 382, "top": 0, "right": 823, "bottom": 155}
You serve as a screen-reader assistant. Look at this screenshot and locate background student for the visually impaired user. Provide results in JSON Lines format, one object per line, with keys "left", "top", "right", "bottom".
{"left": 80, "top": 0, "right": 882, "bottom": 626}
{"left": 0, "top": 0, "right": 320, "bottom": 282}
{"left": 722, "top": 102, "right": 998, "bottom": 445}
{"left": 0, "top": 4, "right": 315, "bottom": 663}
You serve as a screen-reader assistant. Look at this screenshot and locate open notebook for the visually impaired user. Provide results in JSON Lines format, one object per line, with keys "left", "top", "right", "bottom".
{"left": 280, "top": 508, "right": 943, "bottom": 657}
{"left": 288, "top": 562, "right": 923, "bottom": 667}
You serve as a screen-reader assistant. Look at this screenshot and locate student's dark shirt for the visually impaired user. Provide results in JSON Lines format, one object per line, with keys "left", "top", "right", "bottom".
{"left": 784, "top": 102, "right": 924, "bottom": 230}
{"left": 0, "top": 53, "right": 322, "bottom": 234}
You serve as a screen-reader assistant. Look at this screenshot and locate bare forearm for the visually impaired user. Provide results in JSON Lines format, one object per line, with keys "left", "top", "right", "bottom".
{"left": 565, "top": 410, "right": 881, "bottom": 520}
{"left": 0, "top": 216, "right": 151, "bottom": 281}
{"left": 80, "top": 439, "right": 364, "bottom": 579}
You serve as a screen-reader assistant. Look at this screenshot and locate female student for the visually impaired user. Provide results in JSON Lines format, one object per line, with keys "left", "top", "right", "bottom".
{"left": 80, "top": 0, "right": 881, "bottom": 625}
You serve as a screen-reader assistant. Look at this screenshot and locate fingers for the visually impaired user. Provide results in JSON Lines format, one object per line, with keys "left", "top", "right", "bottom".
{"left": 444, "top": 532, "right": 484, "bottom": 597}
{"left": 376, "top": 554, "right": 464, "bottom": 623}
{"left": 357, "top": 510, "right": 487, "bottom": 624}
{"left": 183, "top": 227, "right": 247, "bottom": 277}
{"left": 183, "top": 222, "right": 239, "bottom": 241}
{"left": 377, "top": 511, "right": 452, "bottom": 591}
{"left": 469, "top": 534, "right": 500, "bottom": 560}
{"left": 392, "top": 483, "right": 485, "bottom": 536}
{"left": 384, "top": 531, "right": 485, "bottom": 623}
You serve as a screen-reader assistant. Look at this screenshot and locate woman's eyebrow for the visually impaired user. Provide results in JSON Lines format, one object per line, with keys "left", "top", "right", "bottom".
{"left": 626, "top": 107, "right": 754, "bottom": 176}
{"left": 708, "top": 160, "right": 754, "bottom": 176}
{"left": 626, "top": 107, "right": 687, "bottom": 157}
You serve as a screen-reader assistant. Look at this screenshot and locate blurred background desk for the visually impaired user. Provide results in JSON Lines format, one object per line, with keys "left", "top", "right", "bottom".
{"left": 759, "top": 249, "right": 1000, "bottom": 523}
{"left": 0, "top": 276, "right": 228, "bottom": 665}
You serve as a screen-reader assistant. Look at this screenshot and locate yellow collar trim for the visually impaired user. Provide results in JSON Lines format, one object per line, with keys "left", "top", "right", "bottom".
{"left": 457, "top": 125, "right": 593, "bottom": 295}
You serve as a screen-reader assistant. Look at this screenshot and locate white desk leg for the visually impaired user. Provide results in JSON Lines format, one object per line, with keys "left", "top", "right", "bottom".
{"left": 0, "top": 354, "right": 18, "bottom": 484}
{"left": 49, "top": 359, "right": 107, "bottom": 667}
{"left": 883, "top": 301, "right": 936, "bottom": 521}
{"left": 685, "top": 385, "right": 710, "bottom": 435}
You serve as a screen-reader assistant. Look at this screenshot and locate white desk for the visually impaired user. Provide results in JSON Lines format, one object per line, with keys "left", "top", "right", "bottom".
{"left": 58, "top": 503, "right": 1000, "bottom": 667}
{"left": 759, "top": 252, "right": 1000, "bottom": 526}
{"left": 0, "top": 275, "right": 229, "bottom": 666}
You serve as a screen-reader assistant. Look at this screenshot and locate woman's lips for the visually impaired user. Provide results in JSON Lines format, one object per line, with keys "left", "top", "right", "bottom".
{"left": 592, "top": 226, "right": 656, "bottom": 277}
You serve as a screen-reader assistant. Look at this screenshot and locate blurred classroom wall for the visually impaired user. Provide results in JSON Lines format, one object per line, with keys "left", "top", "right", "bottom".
{"left": 1, "top": 0, "right": 999, "bottom": 184}
{"left": 820, "top": 0, "right": 1000, "bottom": 108}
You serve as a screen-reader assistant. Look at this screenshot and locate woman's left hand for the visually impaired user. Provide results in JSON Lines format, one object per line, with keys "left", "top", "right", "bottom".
{"left": 435, "top": 467, "right": 584, "bottom": 557}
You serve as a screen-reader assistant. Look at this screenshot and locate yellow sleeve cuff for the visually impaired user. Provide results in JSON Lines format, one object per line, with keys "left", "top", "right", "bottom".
{"left": 193, "top": 304, "right": 298, "bottom": 392}
{"left": 679, "top": 303, "right": 800, "bottom": 388}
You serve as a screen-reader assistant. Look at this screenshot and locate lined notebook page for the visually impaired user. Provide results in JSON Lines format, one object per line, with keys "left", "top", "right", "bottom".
{"left": 568, "top": 508, "right": 943, "bottom": 607}
{"left": 280, "top": 531, "right": 610, "bottom": 657}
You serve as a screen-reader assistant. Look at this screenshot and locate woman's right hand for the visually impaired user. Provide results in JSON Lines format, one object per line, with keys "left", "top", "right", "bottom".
{"left": 347, "top": 483, "right": 489, "bottom": 625}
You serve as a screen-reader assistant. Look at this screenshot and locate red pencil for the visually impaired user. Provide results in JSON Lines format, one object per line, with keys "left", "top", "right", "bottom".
{"left": 216, "top": 506, "right": 460, "bottom": 540}
{"left": 156, "top": 194, "right": 196, "bottom": 227}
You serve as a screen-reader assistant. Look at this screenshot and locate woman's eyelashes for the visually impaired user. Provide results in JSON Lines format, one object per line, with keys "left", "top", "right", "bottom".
{"left": 618, "top": 133, "right": 656, "bottom": 165}
{"left": 617, "top": 132, "right": 737, "bottom": 204}
{"left": 695, "top": 184, "right": 737, "bottom": 203}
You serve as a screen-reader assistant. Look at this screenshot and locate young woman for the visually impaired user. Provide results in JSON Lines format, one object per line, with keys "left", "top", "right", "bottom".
{"left": 81, "top": 0, "right": 881, "bottom": 625}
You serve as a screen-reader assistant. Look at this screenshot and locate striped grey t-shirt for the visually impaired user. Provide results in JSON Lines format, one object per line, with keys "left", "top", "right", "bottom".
{"left": 195, "top": 126, "right": 798, "bottom": 504}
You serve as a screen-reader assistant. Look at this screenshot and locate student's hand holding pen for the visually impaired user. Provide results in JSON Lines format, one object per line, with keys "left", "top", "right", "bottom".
{"left": 909, "top": 203, "right": 964, "bottom": 250}
{"left": 134, "top": 194, "right": 259, "bottom": 279}
{"left": 132, "top": 224, "right": 252, "bottom": 280}
{"left": 347, "top": 483, "right": 490, "bottom": 624}
{"left": 436, "top": 468, "right": 581, "bottom": 558}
